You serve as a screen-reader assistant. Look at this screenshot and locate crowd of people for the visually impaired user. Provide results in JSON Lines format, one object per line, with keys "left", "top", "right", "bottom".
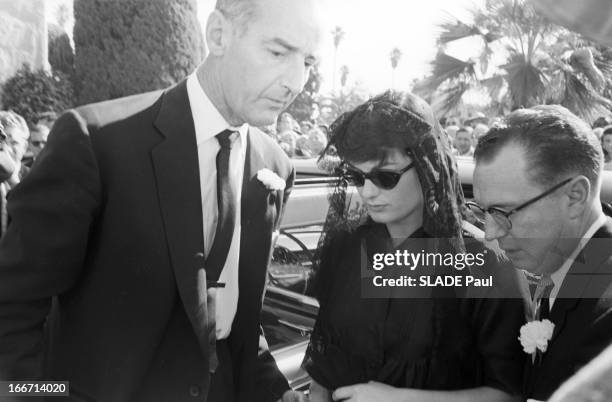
{"left": 261, "top": 112, "right": 329, "bottom": 158}
{"left": 270, "top": 109, "right": 612, "bottom": 170}
{"left": 0, "top": 110, "right": 52, "bottom": 236}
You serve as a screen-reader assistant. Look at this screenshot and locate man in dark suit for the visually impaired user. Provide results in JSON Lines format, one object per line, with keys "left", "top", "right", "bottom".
{"left": 470, "top": 105, "right": 612, "bottom": 401}
{"left": 0, "top": 0, "right": 324, "bottom": 400}
{"left": 549, "top": 343, "right": 612, "bottom": 402}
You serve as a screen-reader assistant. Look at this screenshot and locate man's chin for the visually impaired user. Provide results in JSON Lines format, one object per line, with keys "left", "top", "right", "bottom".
{"left": 246, "top": 111, "right": 281, "bottom": 128}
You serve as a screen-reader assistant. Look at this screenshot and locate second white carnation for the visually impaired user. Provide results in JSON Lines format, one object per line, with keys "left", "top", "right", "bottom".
{"left": 518, "top": 319, "right": 555, "bottom": 354}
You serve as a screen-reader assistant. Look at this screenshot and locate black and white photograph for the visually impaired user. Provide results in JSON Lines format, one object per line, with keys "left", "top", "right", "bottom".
{"left": 1, "top": 0, "right": 612, "bottom": 401}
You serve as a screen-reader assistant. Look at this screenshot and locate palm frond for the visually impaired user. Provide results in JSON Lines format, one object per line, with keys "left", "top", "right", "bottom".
{"left": 502, "top": 54, "right": 547, "bottom": 108}
{"left": 481, "top": 74, "right": 507, "bottom": 103}
{"left": 483, "top": 31, "right": 503, "bottom": 43}
{"left": 561, "top": 70, "right": 612, "bottom": 121}
{"left": 429, "top": 52, "right": 476, "bottom": 89}
{"left": 437, "top": 20, "right": 482, "bottom": 45}
{"left": 432, "top": 82, "right": 470, "bottom": 116}
{"left": 592, "top": 46, "right": 612, "bottom": 85}
{"left": 570, "top": 48, "right": 606, "bottom": 90}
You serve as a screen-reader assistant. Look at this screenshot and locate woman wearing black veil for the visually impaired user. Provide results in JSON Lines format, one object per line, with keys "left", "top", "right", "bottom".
{"left": 302, "top": 91, "right": 523, "bottom": 401}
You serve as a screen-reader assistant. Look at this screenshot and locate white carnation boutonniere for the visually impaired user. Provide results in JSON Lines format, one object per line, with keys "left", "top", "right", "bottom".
{"left": 519, "top": 319, "right": 555, "bottom": 362}
{"left": 257, "top": 168, "right": 286, "bottom": 191}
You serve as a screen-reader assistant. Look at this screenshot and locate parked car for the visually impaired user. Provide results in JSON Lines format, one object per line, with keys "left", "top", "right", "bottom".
{"left": 265, "top": 157, "right": 612, "bottom": 391}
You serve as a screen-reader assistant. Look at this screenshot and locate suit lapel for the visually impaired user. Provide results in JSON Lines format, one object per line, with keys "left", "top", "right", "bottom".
{"left": 549, "top": 218, "right": 612, "bottom": 341}
{"left": 235, "top": 130, "right": 277, "bottom": 331}
{"left": 240, "top": 129, "right": 267, "bottom": 227}
{"left": 151, "top": 80, "right": 210, "bottom": 357}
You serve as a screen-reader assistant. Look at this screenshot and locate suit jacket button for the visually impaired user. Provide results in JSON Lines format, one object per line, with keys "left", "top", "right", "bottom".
{"left": 189, "top": 385, "right": 201, "bottom": 397}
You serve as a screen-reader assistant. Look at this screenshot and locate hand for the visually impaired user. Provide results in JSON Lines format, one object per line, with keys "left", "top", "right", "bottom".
{"left": 332, "top": 381, "right": 400, "bottom": 402}
{"left": 280, "top": 390, "right": 309, "bottom": 402}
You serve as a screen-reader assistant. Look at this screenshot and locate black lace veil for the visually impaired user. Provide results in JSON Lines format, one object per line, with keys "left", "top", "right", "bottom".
{"left": 314, "top": 90, "right": 467, "bottom": 272}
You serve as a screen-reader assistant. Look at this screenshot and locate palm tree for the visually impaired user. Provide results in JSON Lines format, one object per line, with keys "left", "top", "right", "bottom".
{"left": 389, "top": 47, "right": 403, "bottom": 88}
{"left": 331, "top": 26, "right": 346, "bottom": 92}
{"left": 340, "top": 65, "right": 350, "bottom": 88}
{"left": 419, "top": 0, "right": 612, "bottom": 121}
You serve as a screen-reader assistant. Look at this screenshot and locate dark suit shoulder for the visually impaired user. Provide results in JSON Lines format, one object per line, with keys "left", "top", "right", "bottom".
{"left": 249, "top": 127, "right": 293, "bottom": 178}
{"left": 249, "top": 127, "right": 289, "bottom": 160}
{"left": 74, "top": 90, "right": 164, "bottom": 128}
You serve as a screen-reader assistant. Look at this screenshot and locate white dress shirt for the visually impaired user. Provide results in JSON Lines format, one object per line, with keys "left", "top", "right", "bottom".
{"left": 186, "top": 72, "right": 248, "bottom": 339}
{"left": 549, "top": 214, "right": 607, "bottom": 309}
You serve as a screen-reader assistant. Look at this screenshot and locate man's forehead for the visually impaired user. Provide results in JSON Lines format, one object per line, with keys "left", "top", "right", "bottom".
{"left": 251, "top": 0, "right": 325, "bottom": 52}
{"left": 474, "top": 146, "right": 535, "bottom": 203}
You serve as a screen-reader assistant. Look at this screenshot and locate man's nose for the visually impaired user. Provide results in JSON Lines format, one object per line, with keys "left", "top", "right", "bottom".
{"left": 281, "top": 58, "right": 308, "bottom": 96}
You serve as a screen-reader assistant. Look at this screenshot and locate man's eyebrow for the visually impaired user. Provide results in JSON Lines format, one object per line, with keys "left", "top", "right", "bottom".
{"left": 265, "top": 38, "right": 319, "bottom": 64}
{"left": 265, "top": 38, "right": 298, "bottom": 52}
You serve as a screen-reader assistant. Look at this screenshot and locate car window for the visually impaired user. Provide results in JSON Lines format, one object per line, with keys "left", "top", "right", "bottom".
{"left": 269, "top": 225, "right": 322, "bottom": 297}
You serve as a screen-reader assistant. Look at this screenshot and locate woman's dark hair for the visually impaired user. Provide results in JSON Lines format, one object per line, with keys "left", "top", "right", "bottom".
{"left": 602, "top": 126, "right": 612, "bottom": 162}
{"left": 321, "top": 90, "right": 466, "bottom": 250}
{"left": 329, "top": 91, "right": 433, "bottom": 163}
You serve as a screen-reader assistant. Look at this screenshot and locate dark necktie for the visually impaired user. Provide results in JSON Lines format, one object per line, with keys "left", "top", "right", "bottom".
{"left": 0, "top": 183, "right": 7, "bottom": 236}
{"left": 205, "top": 129, "right": 237, "bottom": 373}
{"left": 532, "top": 275, "right": 554, "bottom": 321}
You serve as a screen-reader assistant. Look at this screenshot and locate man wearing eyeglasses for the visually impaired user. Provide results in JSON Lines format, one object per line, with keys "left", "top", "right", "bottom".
{"left": 470, "top": 105, "right": 612, "bottom": 401}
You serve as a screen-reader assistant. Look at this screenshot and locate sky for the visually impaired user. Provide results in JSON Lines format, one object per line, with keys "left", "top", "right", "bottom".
{"left": 48, "top": 0, "right": 486, "bottom": 96}
{"left": 197, "top": 0, "right": 486, "bottom": 95}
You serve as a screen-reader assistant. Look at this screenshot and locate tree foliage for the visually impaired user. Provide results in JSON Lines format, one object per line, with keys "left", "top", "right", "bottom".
{"left": 1, "top": 64, "right": 74, "bottom": 125}
{"left": 73, "top": 0, "right": 205, "bottom": 104}
{"left": 286, "top": 64, "right": 323, "bottom": 123}
{"left": 318, "top": 84, "right": 370, "bottom": 126}
{"left": 420, "top": 0, "right": 612, "bottom": 121}
{"left": 48, "top": 23, "right": 75, "bottom": 80}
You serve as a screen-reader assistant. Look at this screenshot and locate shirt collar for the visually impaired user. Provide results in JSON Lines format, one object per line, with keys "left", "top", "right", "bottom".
{"left": 186, "top": 72, "right": 248, "bottom": 146}
{"left": 550, "top": 214, "right": 608, "bottom": 292}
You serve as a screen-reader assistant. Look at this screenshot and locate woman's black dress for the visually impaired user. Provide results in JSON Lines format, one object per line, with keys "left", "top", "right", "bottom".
{"left": 302, "top": 223, "right": 524, "bottom": 395}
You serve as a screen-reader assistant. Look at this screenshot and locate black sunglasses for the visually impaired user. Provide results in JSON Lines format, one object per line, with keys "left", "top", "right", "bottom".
{"left": 341, "top": 162, "right": 415, "bottom": 190}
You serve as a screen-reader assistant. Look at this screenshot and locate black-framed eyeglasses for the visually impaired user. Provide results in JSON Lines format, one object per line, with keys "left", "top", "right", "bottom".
{"left": 466, "top": 177, "right": 574, "bottom": 233}
{"left": 340, "top": 162, "right": 415, "bottom": 190}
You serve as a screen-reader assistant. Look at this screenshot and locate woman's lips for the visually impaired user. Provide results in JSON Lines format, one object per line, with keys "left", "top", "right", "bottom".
{"left": 367, "top": 204, "right": 387, "bottom": 212}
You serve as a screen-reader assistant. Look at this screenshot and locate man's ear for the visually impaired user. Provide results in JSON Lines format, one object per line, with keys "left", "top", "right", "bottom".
{"left": 566, "top": 176, "right": 591, "bottom": 219}
{"left": 206, "top": 10, "right": 232, "bottom": 57}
